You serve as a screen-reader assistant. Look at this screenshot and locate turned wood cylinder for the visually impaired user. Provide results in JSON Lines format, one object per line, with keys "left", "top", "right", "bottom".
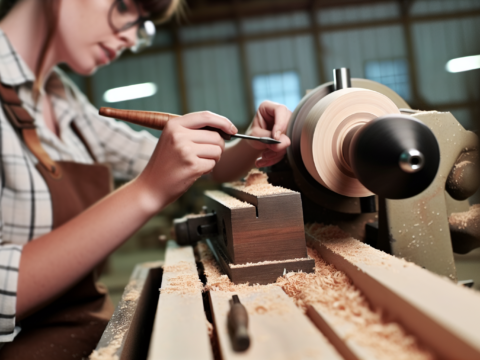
{"left": 300, "top": 88, "right": 440, "bottom": 199}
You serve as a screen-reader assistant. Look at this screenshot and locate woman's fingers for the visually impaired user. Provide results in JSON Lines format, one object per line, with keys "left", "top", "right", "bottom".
{"left": 257, "top": 101, "right": 292, "bottom": 140}
{"left": 179, "top": 111, "right": 237, "bottom": 135}
{"left": 260, "top": 149, "right": 279, "bottom": 160}
{"left": 256, "top": 151, "right": 286, "bottom": 168}
{"left": 197, "top": 158, "right": 217, "bottom": 175}
{"left": 194, "top": 143, "right": 223, "bottom": 162}
{"left": 256, "top": 146, "right": 287, "bottom": 167}
{"left": 264, "top": 133, "right": 291, "bottom": 152}
{"left": 189, "top": 128, "right": 225, "bottom": 151}
{"left": 270, "top": 104, "right": 291, "bottom": 140}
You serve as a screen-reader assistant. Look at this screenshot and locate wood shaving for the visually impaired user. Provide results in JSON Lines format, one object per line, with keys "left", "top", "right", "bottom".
{"left": 161, "top": 273, "right": 203, "bottom": 295}
{"left": 230, "top": 182, "right": 293, "bottom": 196}
{"left": 449, "top": 204, "right": 480, "bottom": 229}
{"left": 161, "top": 260, "right": 203, "bottom": 295}
{"left": 205, "top": 190, "right": 253, "bottom": 209}
{"left": 228, "top": 170, "right": 294, "bottom": 196}
{"left": 245, "top": 168, "right": 269, "bottom": 186}
{"left": 454, "top": 160, "right": 471, "bottom": 169}
{"left": 89, "top": 333, "right": 122, "bottom": 360}
{"left": 123, "top": 289, "right": 140, "bottom": 302}
{"left": 89, "top": 280, "right": 139, "bottom": 360}
{"left": 230, "top": 256, "right": 313, "bottom": 268}
{"left": 163, "top": 261, "right": 193, "bottom": 273}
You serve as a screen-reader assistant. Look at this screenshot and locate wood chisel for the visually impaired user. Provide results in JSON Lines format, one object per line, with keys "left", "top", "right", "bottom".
{"left": 99, "top": 107, "right": 281, "bottom": 145}
{"left": 228, "top": 294, "right": 250, "bottom": 352}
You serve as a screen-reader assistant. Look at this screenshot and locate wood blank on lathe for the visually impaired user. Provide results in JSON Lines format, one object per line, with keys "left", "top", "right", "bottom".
{"left": 147, "top": 241, "right": 213, "bottom": 360}
{"left": 300, "top": 88, "right": 400, "bottom": 197}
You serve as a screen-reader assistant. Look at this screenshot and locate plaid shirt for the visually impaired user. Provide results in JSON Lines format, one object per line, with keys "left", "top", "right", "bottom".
{"left": 0, "top": 29, "right": 157, "bottom": 341}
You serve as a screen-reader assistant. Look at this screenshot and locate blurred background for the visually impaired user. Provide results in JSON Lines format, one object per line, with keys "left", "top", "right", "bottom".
{"left": 66, "top": 0, "right": 480, "bottom": 304}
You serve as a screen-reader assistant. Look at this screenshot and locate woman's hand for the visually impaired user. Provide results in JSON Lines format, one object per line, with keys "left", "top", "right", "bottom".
{"left": 136, "top": 111, "right": 237, "bottom": 211}
{"left": 246, "top": 101, "right": 292, "bottom": 168}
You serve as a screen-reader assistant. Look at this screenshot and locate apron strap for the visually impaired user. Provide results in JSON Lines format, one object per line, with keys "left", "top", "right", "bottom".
{"left": 0, "top": 82, "right": 61, "bottom": 178}
{"left": 71, "top": 122, "right": 98, "bottom": 163}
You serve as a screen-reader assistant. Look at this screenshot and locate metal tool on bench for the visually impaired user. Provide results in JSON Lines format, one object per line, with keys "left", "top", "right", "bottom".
{"left": 265, "top": 67, "right": 480, "bottom": 281}
{"left": 228, "top": 295, "right": 250, "bottom": 352}
{"left": 99, "top": 107, "right": 281, "bottom": 144}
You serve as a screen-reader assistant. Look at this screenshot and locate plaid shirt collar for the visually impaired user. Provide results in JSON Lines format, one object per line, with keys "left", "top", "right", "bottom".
{"left": 0, "top": 28, "right": 82, "bottom": 136}
{"left": 0, "top": 28, "right": 35, "bottom": 86}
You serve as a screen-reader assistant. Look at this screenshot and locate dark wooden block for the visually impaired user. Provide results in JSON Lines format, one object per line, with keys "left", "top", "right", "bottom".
{"left": 204, "top": 186, "right": 307, "bottom": 265}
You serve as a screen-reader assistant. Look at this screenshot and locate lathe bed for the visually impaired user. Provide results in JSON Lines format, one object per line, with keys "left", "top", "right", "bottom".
{"left": 91, "top": 230, "right": 480, "bottom": 360}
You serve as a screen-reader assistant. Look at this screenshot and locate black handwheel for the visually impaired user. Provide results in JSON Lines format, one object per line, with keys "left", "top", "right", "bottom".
{"left": 350, "top": 115, "right": 440, "bottom": 199}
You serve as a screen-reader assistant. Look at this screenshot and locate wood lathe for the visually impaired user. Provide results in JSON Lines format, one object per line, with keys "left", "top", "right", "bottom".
{"left": 91, "top": 68, "right": 480, "bottom": 360}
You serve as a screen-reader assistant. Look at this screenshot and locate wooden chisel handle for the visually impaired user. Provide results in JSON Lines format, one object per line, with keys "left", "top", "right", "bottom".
{"left": 99, "top": 107, "right": 180, "bottom": 131}
{"left": 100, "top": 107, "right": 234, "bottom": 141}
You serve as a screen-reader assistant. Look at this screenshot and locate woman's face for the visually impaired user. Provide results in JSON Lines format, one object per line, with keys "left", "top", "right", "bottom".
{"left": 55, "top": 0, "right": 141, "bottom": 75}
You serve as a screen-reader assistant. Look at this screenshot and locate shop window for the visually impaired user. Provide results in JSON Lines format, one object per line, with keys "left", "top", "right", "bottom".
{"left": 252, "top": 71, "right": 301, "bottom": 111}
{"left": 365, "top": 59, "right": 411, "bottom": 101}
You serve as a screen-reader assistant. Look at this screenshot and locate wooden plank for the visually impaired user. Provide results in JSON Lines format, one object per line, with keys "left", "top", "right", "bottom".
{"left": 91, "top": 262, "right": 162, "bottom": 360}
{"left": 306, "top": 226, "right": 480, "bottom": 360}
{"left": 209, "top": 288, "right": 343, "bottom": 360}
{"left": 147, "top": 241, "right": 213, "bottom": 360}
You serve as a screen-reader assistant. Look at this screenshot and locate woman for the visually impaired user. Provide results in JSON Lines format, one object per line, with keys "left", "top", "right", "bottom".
{"left": 0, "top": 0, "right": 291, "bottom": 358}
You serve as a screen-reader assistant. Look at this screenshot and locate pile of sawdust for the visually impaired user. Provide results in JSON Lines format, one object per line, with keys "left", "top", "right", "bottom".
{"left": 245, "top": 168, "right": 269, "bottom": 186}
{"left": 89, "top": 280, "right": 140, "bottom": 360}
{"left": 275, "top": 227, "right": 435, "bottom": 360}
{"left": 123, "top": 289, "right": 140, "bottom": 302}
{"left": 161, "top": 273, "right": 203, "bottom": 295}
{"left": 449, "top": 204, "right": 480, "bottom": 229}
{"left": 163, "top": 261, "right": 193, "bottom": 273}
{"left": 89, "top": 333, "right": 122, "bottom": 360}
{"left": 197, "top": 242, "right": 275, "bottom": 294}
{"left": 205, "top": 190, "right": 252, "bottom": 209}
{"left": 161, "top": 260, "right": 203, "bottom": 295}
{"left": 229, "top": 169, "right": 294, "bottom": 196}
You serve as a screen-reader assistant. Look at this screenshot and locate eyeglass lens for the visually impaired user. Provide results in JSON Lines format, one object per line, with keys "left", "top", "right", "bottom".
{"left": 110, "top": 0, "right": 141, "bottom": 32}
{"left": 109, "top": 0, "right": 156, "bottom": 52}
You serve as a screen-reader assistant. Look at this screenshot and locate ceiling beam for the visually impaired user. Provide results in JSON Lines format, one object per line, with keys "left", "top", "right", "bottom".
{"left": 180, "top": 0, "right": 396, "bottom": 25}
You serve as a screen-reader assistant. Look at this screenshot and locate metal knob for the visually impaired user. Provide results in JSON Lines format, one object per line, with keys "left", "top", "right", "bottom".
{"left": 399, "top": 149, "right": 425, "bottom": 173}
{"left": 350, "top": 115, "right": 440, "bottom": 199}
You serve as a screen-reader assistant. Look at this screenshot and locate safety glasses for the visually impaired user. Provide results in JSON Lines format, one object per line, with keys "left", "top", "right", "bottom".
{"left": 108, "top": 0, "right": 156, "bottom": 52}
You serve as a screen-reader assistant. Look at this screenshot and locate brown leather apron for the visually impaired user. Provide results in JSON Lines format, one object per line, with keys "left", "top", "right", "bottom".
{"left": 0, "top": 82, "right": 114, "bottom": 359}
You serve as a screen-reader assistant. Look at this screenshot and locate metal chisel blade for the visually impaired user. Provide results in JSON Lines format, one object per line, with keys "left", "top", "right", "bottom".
{"left": 231, "top": 133, "right": 281, "bottom": 144}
